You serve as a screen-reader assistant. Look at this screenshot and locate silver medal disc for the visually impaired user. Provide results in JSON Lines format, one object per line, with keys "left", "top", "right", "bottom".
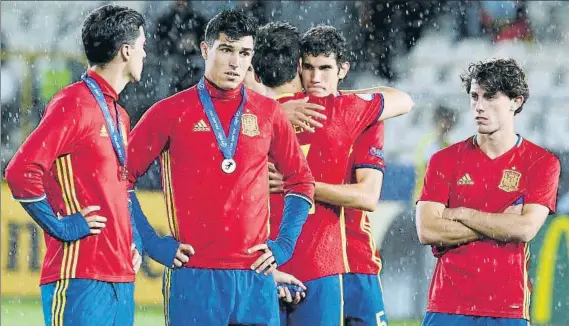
{"left": 221, "top": 159, "right": 237, "bottom": 174}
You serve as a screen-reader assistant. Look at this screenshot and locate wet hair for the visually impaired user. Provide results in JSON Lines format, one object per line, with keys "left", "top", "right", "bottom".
{"left": 82, "top": 5, "right": 145, "bottom": 66}
{"left": 460, "top": 58, "right": 529, "bottom": 115}
{"left": 252, "top": 21, "right": 301, "bottom": 87}
{"left": 204, "top": 9, "right": 258, "bottom": 46}
{"left": 300, "top": 24, "right": 350, "bottom": 66}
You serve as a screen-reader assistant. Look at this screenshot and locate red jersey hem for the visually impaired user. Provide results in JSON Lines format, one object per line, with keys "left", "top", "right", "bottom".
{"left": 427, "top": 305, "right": 527, "bottom": 319}
{"left": 40, "top": 273, "right": 135, "bottom": 285}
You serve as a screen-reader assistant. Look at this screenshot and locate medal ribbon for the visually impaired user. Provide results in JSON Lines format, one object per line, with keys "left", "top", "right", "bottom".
{"left": 197, "top": 77, "right": 247, "bottom": 161}
{"left": 82, "top": 73, "right": 126, "bottom": 167}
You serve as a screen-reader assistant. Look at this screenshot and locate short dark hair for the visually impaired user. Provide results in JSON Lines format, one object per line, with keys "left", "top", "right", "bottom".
{"left": 252, "top": 22, "right": 301, "bottom": 88}
{"left": 460, "top": 58, "right": 530, "bottom": 115}
{"left": 204, "top": 9, "right": 258, "bottom": 46}
{"left": 82, "top": 5, "right": 144, "bottom": 66}
{"left": 300, "top": 24, "right": 350, "bottom": 66}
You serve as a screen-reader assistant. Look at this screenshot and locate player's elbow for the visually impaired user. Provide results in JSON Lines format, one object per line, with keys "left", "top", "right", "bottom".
{"left": 515, "top": 225, "right": 540, "bottom": 243}
{"left": 399, "top": 92, "right": 414, "bottom": 115}
{"left": 415, "top": 214, "right": 438, "bottom": 245}
{"left": 416, "top": 227, "right": 436, "bottom": 245}
{"left": 359, "top": 196, "right": 378, "bottom": 212}
{"left": 4, "top": 161, "right": 21, "bottom": 190}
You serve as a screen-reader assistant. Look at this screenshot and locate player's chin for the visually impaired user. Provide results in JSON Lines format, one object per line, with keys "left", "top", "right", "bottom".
{"left": 476, "top": 125, "right": 496, "bottom": 135}
{"left": 219, "top": 78, "right": 243, "bottom": 90}
{"left": 306, "top": 88, "right": 328, "bottom": 97}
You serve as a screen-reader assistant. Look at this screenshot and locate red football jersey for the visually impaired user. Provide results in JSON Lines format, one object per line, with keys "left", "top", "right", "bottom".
{"left": 344, "top": 121, "right": 385, "bottom": 275}
{"left": 6, "top": 70, "right": 134, "bottom": 285}
{"left": 418, "top": 136, "right": 560, "bottom": 319}
{"left": 127, "top": 79, "right": 314, "bottom": 270}
{"left": 269, "top": 92, "right": 384, "bottom": 282}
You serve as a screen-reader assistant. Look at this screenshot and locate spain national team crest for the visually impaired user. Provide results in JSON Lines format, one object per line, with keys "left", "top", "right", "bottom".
{"left": 242, "top": 113, "right": 260, "bottom": 137}
{"left": 499, "top": 169, "right": 522, "bottom": 192}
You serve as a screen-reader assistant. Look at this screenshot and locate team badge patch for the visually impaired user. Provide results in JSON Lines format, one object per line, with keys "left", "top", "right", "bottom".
{"left": 499, "top": 169, "right": 521, "bottom": 192}
{"left": 242, "top": 113, "right": 260, "bottom": 137}
{"left": 369, "top": 146, "right": 384, "bottom": 159}
{"left": 356, "top": 93, "right": 375, "bottom": 101}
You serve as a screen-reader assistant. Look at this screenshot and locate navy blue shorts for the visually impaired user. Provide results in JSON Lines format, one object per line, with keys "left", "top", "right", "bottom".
{"left": 163, "top": 267, "right": 279, "bottom": 325}
{"left": 280, "top": 274, "right": 343, "bottom": 326}
{"left": 40, "top": 279, "right": 134, "bottom": 326}
{"left": 343, "top": 273, "right": 388, "bottom": 326}
{"left": 423, "top": 312, "right": 528, "bottom": 326}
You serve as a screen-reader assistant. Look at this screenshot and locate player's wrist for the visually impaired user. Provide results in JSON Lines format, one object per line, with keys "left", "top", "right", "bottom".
{"left": 145, "top": 235, "right": 180, "bottom": 267}
{"left": 60, "top": 212, "right": 91, "bottom": 241}
{"left": 266, "top": 239, "right": 289, "bottom": 266}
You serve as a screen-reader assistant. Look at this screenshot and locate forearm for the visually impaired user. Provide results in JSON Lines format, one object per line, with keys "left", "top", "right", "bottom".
{"left": 450, "top": 208, "right": 531, "bottom": 242}
{"left": 129, "top": 191, "right": 180, "bottom": 266}
{"left": 19, "top": 198, "right": 89, "bottom": 242}
{"left": 314, "top": 181, "right": 377, "bottom": 212}
{"left": 418, "top": 216, "right": 482, "bottom": 246}
{"left": 267, "top": 195, "right": 311, "bottom": 265}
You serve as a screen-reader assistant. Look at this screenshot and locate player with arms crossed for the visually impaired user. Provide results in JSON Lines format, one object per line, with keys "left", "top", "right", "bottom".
{"left": 252, "top": 23, "right": 413, "bottom": 325}
{"left": 416, "top": 58, "right": 560, "bottom": 326}
{"left": 127, "top": 10, "right": 314, "bottom": 326}
{"left": 5, "top": 5, "right": 146, "bottom": 326}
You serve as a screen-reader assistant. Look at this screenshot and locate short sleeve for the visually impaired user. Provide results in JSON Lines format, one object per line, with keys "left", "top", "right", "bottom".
{"left": 351, "top": 121, "right": 385, "bottom": 173}
{"left": 525, "top": 154, "right": 561, "bottom": 213}
{"left": 417, "top": 150, "right": 452, "bottom": 205}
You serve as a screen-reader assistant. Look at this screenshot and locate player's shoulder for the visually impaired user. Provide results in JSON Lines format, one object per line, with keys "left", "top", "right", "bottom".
{"left": 44, "top": 81, "right": 91, "bottom": 115}
{"left": 247, "top": 89, "right": 281, "bottom": 118}
{"left": 274, "top": 91, "right": 305, "bottom": 103}
{"left": 148, "top": 86, "right": 198, "bottom": 116}
{"left": 521, "top": 137, "right": 560, "bottom": 167}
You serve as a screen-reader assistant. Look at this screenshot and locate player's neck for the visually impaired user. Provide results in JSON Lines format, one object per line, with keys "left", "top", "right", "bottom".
{"left": 204, "top": 76, "right": 241, "bottom": 99}
{"left": 89, "top": 65, "right": 129, "bottom": 96}
{"left": 476, "top": 129, "right": 519, "bottom": 159}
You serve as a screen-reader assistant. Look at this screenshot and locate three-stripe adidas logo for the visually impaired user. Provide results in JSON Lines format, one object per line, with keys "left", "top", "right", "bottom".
{"left": 457, "top": 173, "right": 474, "bottom": 185}
{"left": 193, "top": 120, "right": 211, "bottom": 132}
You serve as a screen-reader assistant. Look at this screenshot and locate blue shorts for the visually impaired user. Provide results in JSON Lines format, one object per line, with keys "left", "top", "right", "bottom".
{"left": 163, "top": 267, "right": 279, "bottom": 326}
{"left": 280, "top": 274, "right": 343, "bottom": 326}
{"left": 40, "top": 279, "right": 134, "bottom": 326}
{"left": 423, "top": 312, "right": 528, "bottom": 326}
{"left": 343, "top": 273, "right": 388, "bottom": 326}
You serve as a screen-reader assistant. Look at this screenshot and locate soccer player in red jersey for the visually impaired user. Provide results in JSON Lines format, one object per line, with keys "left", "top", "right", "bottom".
{"left": 126, "top": 10, "right": 314, "bottom": 326}
{"left": 5, "top": 5, "right": 146, "bottom": 326}
{"left": 416, "top": 58, "right": 561, "bottom": 326}
{"left": 252, "top": 22, "right": 413, "bottom": 325}
{"left": 342, "top": 122, "right": 388, "bottom": 326}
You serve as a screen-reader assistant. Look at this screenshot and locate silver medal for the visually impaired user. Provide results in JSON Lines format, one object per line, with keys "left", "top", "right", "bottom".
{"left": 221, "top": 159, "right": 237, "bottom": 174}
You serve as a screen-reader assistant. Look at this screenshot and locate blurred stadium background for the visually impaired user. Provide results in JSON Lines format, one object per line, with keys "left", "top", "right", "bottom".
{"left": 1, "top": 1, "right": 568, "bottom": 325}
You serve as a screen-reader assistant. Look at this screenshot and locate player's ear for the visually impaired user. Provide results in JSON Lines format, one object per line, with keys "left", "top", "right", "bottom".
{"left": 297, "top": 58, "right": 303, "bottom": 74}
{"left": 119, "top": 44, "right": 132, "bottom": 62}
{"left": 512, "top": 96, "right": 524, "bottom": 112}
{"left": 338, "top": 62, "right": 350, "bottom": 80}
{"left": 200, "top": 41, "right": 209, "bottom": 60}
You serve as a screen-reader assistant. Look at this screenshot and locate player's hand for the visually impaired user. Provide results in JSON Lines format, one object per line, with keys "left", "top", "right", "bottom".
{"left": 80, "top": 206, "right": 107, "bottom": 235}
{"left": 131, "top": 243, "right": 142, "bottom": 273}
{"left": 268, "top": 163, "right": 284, "bottom": 194}
{"left": 504, "top": 204, "right": 523, "bottom": 215}
{"left": 172, "top": 243, "right": 195, "bottom": 268}
{"left": 280, "top": 97, "right": 326, "bottom": 133}
{"left": 274, "top": 270, "right": 306, "bottom": 304}
{"left": 248, "top": 243, "right": 277, "bottom": 275}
